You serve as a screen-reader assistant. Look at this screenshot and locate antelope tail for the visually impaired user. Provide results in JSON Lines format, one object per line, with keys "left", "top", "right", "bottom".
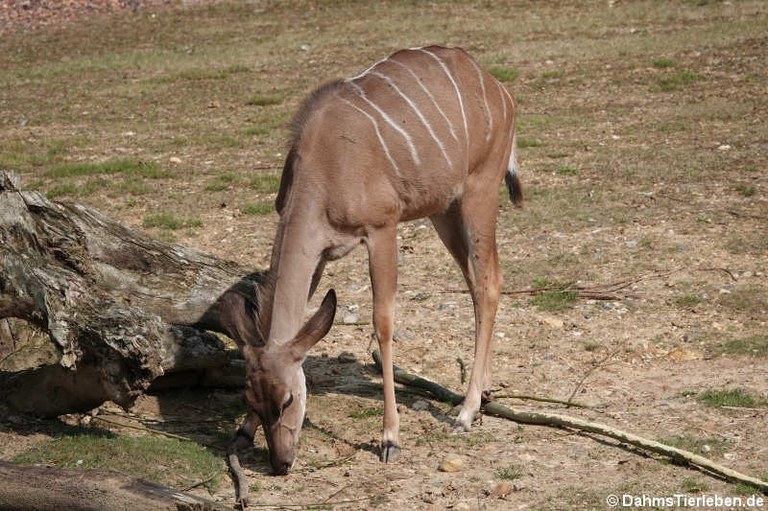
{"left": 504, "top": 136, "right": 523, "bottom": 207}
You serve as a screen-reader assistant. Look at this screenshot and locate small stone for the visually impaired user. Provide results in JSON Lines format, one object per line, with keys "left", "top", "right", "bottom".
{"left": 539, "top": 315, "right": 564, "bottom": 329}
{"left": 169, "top": 157, "right": 182, "bottom": 164}
{"left": 438, "top": 454, "right": 463, "bottom": 473}
{"left": 412, "top": 400, "right": 430, "bottom": 411}
{"left": 490, "top": 481, "right": 514, "bottom": 498}
{"left": 342, "top": 313, "right": 359, "bottom": 324}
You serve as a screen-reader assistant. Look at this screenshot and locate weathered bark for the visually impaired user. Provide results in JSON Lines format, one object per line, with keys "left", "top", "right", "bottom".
{"left": 0, "top": 460, "right": 228, "bottom": 511}
{"left": 0, "top": 171, "right": 259, "bottom": 417}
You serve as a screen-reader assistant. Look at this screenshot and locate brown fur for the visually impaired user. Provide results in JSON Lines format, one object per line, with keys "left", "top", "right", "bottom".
{"left": 227, "top": 47, "right": 522, "bottom": 499}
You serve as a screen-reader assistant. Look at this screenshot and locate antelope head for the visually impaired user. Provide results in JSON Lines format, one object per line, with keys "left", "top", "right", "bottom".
{"left": 223, "top": 288, "right": 337, "bottom": 475}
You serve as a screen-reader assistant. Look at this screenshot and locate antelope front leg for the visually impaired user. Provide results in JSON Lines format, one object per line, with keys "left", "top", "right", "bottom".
{"left": 227, "top": 413, "right": 260, "bottom": 509}
{"left": 366, "top": 225, "right": 400, "bottom": 462}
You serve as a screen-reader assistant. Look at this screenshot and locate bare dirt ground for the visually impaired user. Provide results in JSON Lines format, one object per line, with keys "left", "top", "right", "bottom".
{"left": 1, "top": 1, "right": 766, "bottom": 509}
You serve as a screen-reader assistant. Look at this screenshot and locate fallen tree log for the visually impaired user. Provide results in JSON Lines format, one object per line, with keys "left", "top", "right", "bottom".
{"left": 0, "top": 171, "right": 255, "bottom": 417}
{"left": 0, "top": 460, "right": 228, "bottom": 511}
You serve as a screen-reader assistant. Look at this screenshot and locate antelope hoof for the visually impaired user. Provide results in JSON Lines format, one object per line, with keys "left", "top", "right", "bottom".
{"left": 380, "top": 441, "right": 401, "bottom": 463}
{"left": 452, "top": 417, "right": 472, "bottom": 433}
{"left": 236, "top": 496, "right": 249, "bottom": 510}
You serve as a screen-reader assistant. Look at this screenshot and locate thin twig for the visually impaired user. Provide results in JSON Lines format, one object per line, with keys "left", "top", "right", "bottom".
{"left": 181, "top": 470, "right": 224, "bottom": 492}
{"left": 456, "top": 357, "right": 467, "bottom": 384}
{"left": 372, "top": 351, "right": 768, "bottom": 494}
{"left": 494, "top": 393, "right": 590, "bottom": 409}
{"left": 566, "top": 347, "right": 623, "bottom": 406}
{"left": 322, "top": 483, "right": 354, "bottom": 504}
{"left": 302, "top": 452, "right": 357, "bottom": 471}
{"left": 449, "top": 266, "right": 743, "bottom": 301}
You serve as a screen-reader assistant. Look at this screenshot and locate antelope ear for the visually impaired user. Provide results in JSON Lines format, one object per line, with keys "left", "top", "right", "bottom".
{"left": 291, "top": 289, "right": 337, "bottom": 360}
{"left": 219, "top": 291, "right": 261, "bottom": 347}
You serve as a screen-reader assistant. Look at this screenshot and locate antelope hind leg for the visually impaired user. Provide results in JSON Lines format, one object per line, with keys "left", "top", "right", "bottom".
{"left": 430, "top": 198, "right": 502, "bottom": 432}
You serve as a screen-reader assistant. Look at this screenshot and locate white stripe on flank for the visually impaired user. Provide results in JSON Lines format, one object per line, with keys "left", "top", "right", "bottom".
{"left": 349, "top": 81, "right": 420, "bottom": 166}
{"left": 417, "top": 48, "right": 469, "bottom": 149}
{"left": 370, "top": 71, "right": 452, "bottom": 168}
{"left": 389, "top": 59, "right": 459, "bottom": 142}
{"left": 497, "top": 79, "right": 514, "bottom": 121}
{"left": 347, "top": 55, "right": 390, "bottom": 81}
{"left": 469, "top": 58, "right": 493, "bottom": 141}
{"left": 337, "top": 95, "right": 401, "bottom": 176}
{"left": 494, "top": 80, "right": 508, "bottom": 122}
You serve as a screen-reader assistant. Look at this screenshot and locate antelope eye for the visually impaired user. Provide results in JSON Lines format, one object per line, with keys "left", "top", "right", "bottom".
{"left": 282, "top": 393, "right": 294, "bottom": 411}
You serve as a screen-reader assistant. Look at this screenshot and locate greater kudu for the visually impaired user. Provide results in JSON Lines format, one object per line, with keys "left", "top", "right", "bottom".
{"left": 225, "top": 45, "right": 522, "bottom": 506}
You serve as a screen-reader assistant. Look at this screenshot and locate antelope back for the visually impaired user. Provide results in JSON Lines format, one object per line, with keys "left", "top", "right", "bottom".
{"left": 286, "top": 45, "right": 516, "bottom": 223}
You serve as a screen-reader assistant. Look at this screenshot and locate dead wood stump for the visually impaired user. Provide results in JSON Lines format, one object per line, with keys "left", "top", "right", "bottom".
{"left": 0, "top": 170, "right": 260, "bottom": 417}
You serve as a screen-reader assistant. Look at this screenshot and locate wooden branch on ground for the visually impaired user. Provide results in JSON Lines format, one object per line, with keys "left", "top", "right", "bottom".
{"left": 372, "top": 351, "right": 768, "bottom": 494}
{"left": 0, "top": 461, "right": 230, "bottom": 511}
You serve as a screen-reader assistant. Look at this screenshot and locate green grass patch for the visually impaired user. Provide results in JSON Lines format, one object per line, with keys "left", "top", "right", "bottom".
{"left": 713, "top": 334, "right": 768, "bottom": 357}
{"left": 240, "top": 201, "right": 274, "bottom": 216}
{"left": 12, "top": 431, "right": 222, "bottom": 490}
{"left": 735, "top": 184, "right": 756, "bottom": 197}
{"left": 495, "top": 464, "right": 523, "bottom": 481}
{"left": 532, "top": 277, "right": 555, "bottom": 289}
{"left": 205, "top": 173, "right": 239, "bottom": 192}
{"left": 655, "top": 121, "right": 688, "bottom": 133}
{"left": 697, "top": 388, "right": 765, "bottom": 408}
{"left": 143, "top": 212, "right": 203, "bottom": 230}
{"left": 118, "top": 178, "right": 151, "bottom": 196}
{"left": 653, "top": 70, "right": 703, "bottom": 92}
{"left": 488, "top": 66, "right": 519, "bottom": 82}
{"left": 673, "top": 294, "right": 702, "bottom": 307}
{"left": 47, "top": 183, "right": 81, "bottom": 199}
{"left": 205, "top": 182, "right": 229, "bottom": 192}
{"left": 531, "top": 289, "right": 578, "bottom": 311}
{"left": 242, "top": 126, "right": 271, "bottom": 137}
{"left": 165, "top": 64, "right": 250, "bottom": 82}
{"left": 348, "top": 407, "right": 384, "bottom": 420}
{"left": 250, "top": 173, "right": 281, "bottom": 193}
{"left": 555, "top": 165, "right": 578, "bottom": 176}
{"left": 247, "top": 94, "right": 283, "bottom": 107}
{"left": 46, "top": 159, "right": 169, "bottom": 179}
{"left": 541, "top": 70, "right": 564, "bottom": 80}
{"left": 517, "top": 137, "right": 544, "bottom": 148}
{"left": 652, "top": 57, "right": 676, "bottom": 69}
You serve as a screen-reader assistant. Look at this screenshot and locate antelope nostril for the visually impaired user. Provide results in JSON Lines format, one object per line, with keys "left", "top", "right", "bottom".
{"left": 271, "top": 460, "right": 291, "bottom": 476}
